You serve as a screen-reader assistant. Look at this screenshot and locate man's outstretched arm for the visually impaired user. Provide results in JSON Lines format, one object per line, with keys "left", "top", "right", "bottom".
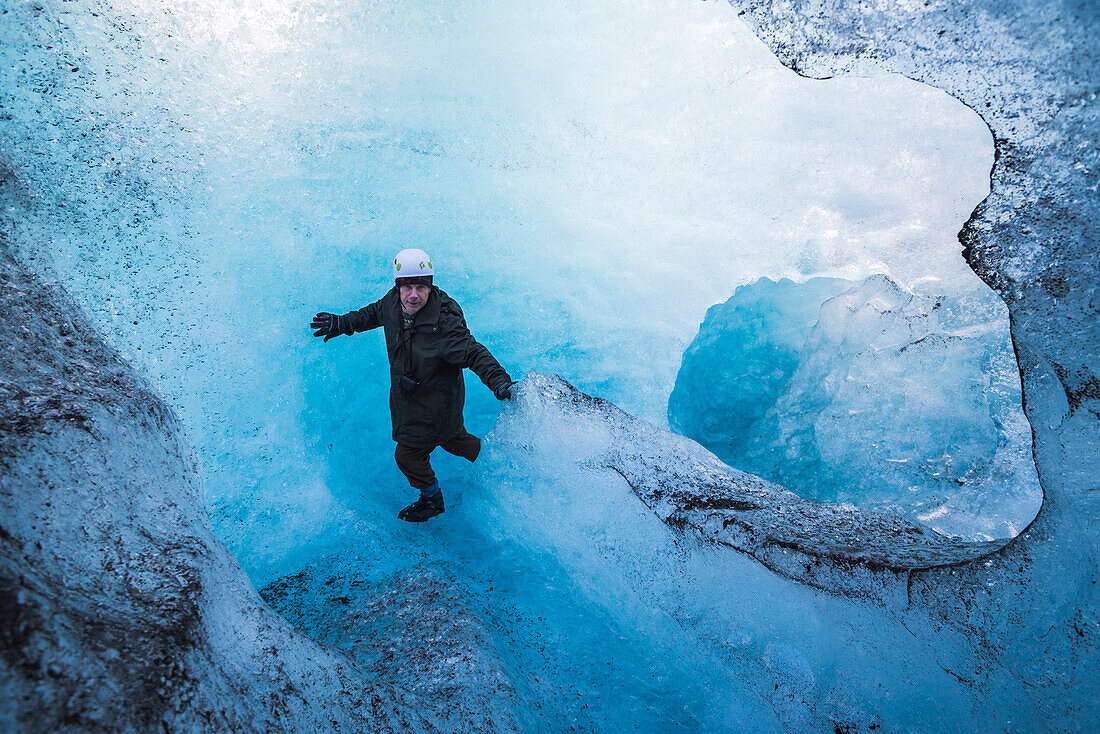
{"left": 311, "top": 299, "right": 384, "bottom": 342}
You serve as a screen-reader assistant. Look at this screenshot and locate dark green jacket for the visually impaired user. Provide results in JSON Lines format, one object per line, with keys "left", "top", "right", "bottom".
{"left": 344, "top": 286, "right": 511, "bottom": 447}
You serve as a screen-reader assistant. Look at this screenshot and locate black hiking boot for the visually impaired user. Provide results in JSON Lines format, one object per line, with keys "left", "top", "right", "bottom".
{"left": 397, "top": 491, "right": 445, "bottom": 522}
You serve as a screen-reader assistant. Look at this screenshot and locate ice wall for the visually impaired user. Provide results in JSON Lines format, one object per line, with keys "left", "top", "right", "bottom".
{"left": 670, "top": 275, "right": 1042, "bottom": 539}
{"left": 465, "top": 374, "right": 1032, "bottom": 729}
{"left": 0, "top": 0, "right": 995, "bottom": 582}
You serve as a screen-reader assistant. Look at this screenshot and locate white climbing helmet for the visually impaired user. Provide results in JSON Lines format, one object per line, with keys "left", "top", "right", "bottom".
{"left": 392, "top": 248, "right": 434, "bottom": 280}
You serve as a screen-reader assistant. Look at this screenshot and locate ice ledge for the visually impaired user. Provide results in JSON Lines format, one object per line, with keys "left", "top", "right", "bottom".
{"left": 519, "top": 373, "right": 1007, "bottom": 599}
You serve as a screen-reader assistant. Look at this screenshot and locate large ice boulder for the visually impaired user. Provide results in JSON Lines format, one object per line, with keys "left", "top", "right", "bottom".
{"left": 670, "top": 275, "right": 1041, "bottom": 539}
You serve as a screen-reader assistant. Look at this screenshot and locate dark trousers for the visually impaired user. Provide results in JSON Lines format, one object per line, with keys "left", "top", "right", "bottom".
{"left": 394, "top": 428, "right": 482, "bottom": 490}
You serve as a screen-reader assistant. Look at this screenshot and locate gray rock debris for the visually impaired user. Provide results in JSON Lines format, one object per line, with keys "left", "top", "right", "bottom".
{"left": 262, "top": 565, "right": 525, "bottom": 734}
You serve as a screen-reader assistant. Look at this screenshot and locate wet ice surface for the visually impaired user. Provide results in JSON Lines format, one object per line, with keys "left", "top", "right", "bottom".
{"left": 1, "top": 0, "right": 1057, "bottom": 730}
{"left": 670, "top": 275, "right": 1042, "bottom": 540}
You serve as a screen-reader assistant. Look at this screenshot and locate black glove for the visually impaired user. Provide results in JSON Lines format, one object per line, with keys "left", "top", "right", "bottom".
{"left": 311, "top": 312, "right": 348, "bottom": 342}
{"left": 493, "top": 381, "right": 514, "bottom": 400}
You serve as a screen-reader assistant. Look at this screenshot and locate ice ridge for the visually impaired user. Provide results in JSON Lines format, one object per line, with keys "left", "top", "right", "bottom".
{"left": 517, "top": 373, "right": 1008, "bottom": 599}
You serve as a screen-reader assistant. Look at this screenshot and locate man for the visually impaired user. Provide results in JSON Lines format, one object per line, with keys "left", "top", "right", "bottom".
{"left": 310, "top": 248, "right": 513, "bottom": 522}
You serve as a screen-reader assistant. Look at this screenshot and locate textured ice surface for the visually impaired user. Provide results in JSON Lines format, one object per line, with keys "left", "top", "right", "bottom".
{"left": 521, "top": 374, "right": 1008, "bottom": 583}
{"left": 261, "top": 566, "right": 524, "bottom": 733}
{"left": 670, "top": 275, "right": 1042, "bottom": 539}
{"left": 470, "top": 374, "right": 1036, "bottom": 730}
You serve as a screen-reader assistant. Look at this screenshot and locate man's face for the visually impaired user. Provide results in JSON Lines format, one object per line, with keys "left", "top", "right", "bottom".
{"left": 400, "top": 284, "right": 431, "bottom": 314}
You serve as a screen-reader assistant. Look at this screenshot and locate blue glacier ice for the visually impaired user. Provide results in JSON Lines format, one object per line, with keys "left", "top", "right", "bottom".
{"left": 670, "top": 274, "right": 1042, "bottom": 539}
{"left": 2, "top": 0, "right": 1097, "bottom": 732}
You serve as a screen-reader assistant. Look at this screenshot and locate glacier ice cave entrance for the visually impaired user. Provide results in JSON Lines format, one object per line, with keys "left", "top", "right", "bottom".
{"left": 2, "top": 0, "right": 1047, "bottom": 730}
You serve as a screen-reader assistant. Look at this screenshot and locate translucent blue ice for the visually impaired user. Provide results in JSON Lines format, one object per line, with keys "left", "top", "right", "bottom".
{"left": 670, "top": 275, "right": 1042, "bottom": 539}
